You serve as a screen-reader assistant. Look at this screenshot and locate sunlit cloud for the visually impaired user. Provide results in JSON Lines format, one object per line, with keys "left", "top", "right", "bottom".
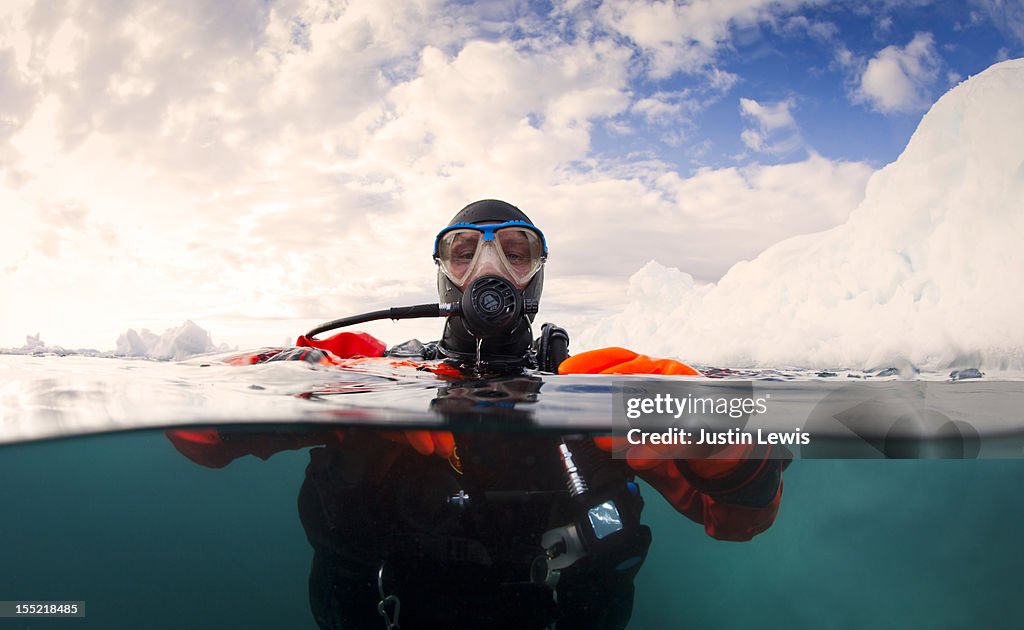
{"left": 854, "top": 32, "right": 942, "bottom": 114}
{"left": 739, "top": 97, "right": 802, "bottom": 154}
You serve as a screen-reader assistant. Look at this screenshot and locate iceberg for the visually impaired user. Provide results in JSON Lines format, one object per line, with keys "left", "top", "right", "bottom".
{"left": 580, "top": 58, "right": 1024, "bottom": 370}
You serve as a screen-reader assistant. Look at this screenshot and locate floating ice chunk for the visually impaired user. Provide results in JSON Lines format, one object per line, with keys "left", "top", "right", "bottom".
{"left": 115, "top": 320, "right": 220, "bottom": 361}
{"left": 949, "top": 368, "right": 983, "bottom": 381}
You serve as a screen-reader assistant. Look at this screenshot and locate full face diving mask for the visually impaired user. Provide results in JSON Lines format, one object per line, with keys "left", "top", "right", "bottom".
{"left": 433, "top": 221, "right": 548, "bottom": 289}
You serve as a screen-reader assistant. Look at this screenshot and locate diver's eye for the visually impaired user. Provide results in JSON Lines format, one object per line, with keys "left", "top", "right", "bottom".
{"left": 497, "top": 230, "right": 535, "bottom": 265}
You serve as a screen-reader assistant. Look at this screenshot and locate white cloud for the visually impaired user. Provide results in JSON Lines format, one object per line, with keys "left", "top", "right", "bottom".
{"left": 969, "top": 0, "right": 1024, "bottom": 43}
{"left": 537, "top": 153, "right": 874, "bottom": 285}
{"left": 778, "top": 15, "right": 838, "bottom": 41}
{"left": 739, "top": 98, "right": 796, "bottom": 131}
{"left": 631, "top": 90, "right": 698, "bottom": 125}
{"left": 627, "top": 72, "right": 739, "bottom": 142}
{"left": 834, "top": 43, "right": 858, "bottom": 71}
{"left": 632, "top": 95, "right": 683, "bottom": 124}
{"left": 855, "top": 32, "right": 942, "bottom": 114}
{"left": 595, "top": 0, "right": 808, "bottom": 78}
{"left": 739, "top": 97, "right": 802, "bottom": 154}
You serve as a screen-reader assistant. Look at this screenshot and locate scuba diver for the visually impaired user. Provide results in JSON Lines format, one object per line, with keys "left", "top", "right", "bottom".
{"left": 167, "top": 199, "right": 786, "bottom": 629}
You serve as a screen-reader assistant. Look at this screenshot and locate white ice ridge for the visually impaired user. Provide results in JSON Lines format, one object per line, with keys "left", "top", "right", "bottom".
{"left": 579, "top": 58, "right": 1024, "bottom": 371}
{"left": 4, "top": 320, "right": 223, "bottom": 361}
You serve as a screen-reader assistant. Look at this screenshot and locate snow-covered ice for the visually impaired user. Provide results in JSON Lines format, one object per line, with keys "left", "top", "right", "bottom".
{"left": 580, "top": 58, "right": 1024, "bottom": 371}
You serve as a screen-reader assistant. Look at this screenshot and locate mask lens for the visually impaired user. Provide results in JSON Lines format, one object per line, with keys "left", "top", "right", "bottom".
{"left": 495, "top": 227, "right": 544, "bottom": 283}
{"left": 438, "top": 229, "right": 482, "bottom": 285}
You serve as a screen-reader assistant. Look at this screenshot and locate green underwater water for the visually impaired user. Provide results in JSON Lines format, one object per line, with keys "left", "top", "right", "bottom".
{"left": 1, "top": 431, "right": 1022, "bottom": 629}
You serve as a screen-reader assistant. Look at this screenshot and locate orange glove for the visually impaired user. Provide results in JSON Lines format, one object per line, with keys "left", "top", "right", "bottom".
{"left": 558, "top": 347, "right": 701, "bottom": 376}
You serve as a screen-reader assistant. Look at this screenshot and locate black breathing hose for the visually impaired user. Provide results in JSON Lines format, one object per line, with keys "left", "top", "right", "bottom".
{"left": 305, "top": 276, "right": 539, "bottom": 340}
{"left": 305, "top": 303, "right": 451, "bottom": 339}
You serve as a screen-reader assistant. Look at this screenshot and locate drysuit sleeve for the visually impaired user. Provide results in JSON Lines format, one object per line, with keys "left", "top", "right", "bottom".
{"left": 294, "top": 331, "right": 387, "bottom": 358}
{"left": 559, "top": 347, "right": 784, "bottom": 541}
{"left": 165, "top": 331, "right": 388, "bottom": 468}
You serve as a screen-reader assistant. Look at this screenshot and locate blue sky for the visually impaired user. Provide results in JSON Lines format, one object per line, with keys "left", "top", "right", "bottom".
{"left": 1, "top": 0, "right": 1021, "bottom": 351}
{"left": 590, "top": 0, "right": 1021, "bottom": 170}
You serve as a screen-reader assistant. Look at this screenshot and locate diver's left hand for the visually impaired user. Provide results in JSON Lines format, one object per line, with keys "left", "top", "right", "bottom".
{"left": 377, "top": 430, "right": 456, "bottom": 458}
{"left": 558, "top": 347, "right": 701, "bottom": 376}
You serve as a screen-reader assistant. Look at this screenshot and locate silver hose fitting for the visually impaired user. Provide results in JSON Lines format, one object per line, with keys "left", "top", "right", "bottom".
{"left": 558, "top": 443, "right": 588, "bottom": 498}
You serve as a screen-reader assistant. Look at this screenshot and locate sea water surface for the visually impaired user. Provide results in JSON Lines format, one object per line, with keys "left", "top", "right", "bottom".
{"left": 2, "top": 354, "right": 1023, "bottom": 628}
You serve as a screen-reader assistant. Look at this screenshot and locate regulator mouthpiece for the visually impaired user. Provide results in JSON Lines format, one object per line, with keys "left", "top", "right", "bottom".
{"left": 460, "top": 275, "right": 532, "bottom": 339}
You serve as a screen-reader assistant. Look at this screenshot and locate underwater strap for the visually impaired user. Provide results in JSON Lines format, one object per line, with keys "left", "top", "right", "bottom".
{"left": 377, "top": 562, "right": 401, "bottom": 629}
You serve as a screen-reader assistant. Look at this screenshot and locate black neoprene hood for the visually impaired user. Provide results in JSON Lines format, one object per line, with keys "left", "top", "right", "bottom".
{"left": 446, "top": 199, "right": 533, "bottom": 225}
